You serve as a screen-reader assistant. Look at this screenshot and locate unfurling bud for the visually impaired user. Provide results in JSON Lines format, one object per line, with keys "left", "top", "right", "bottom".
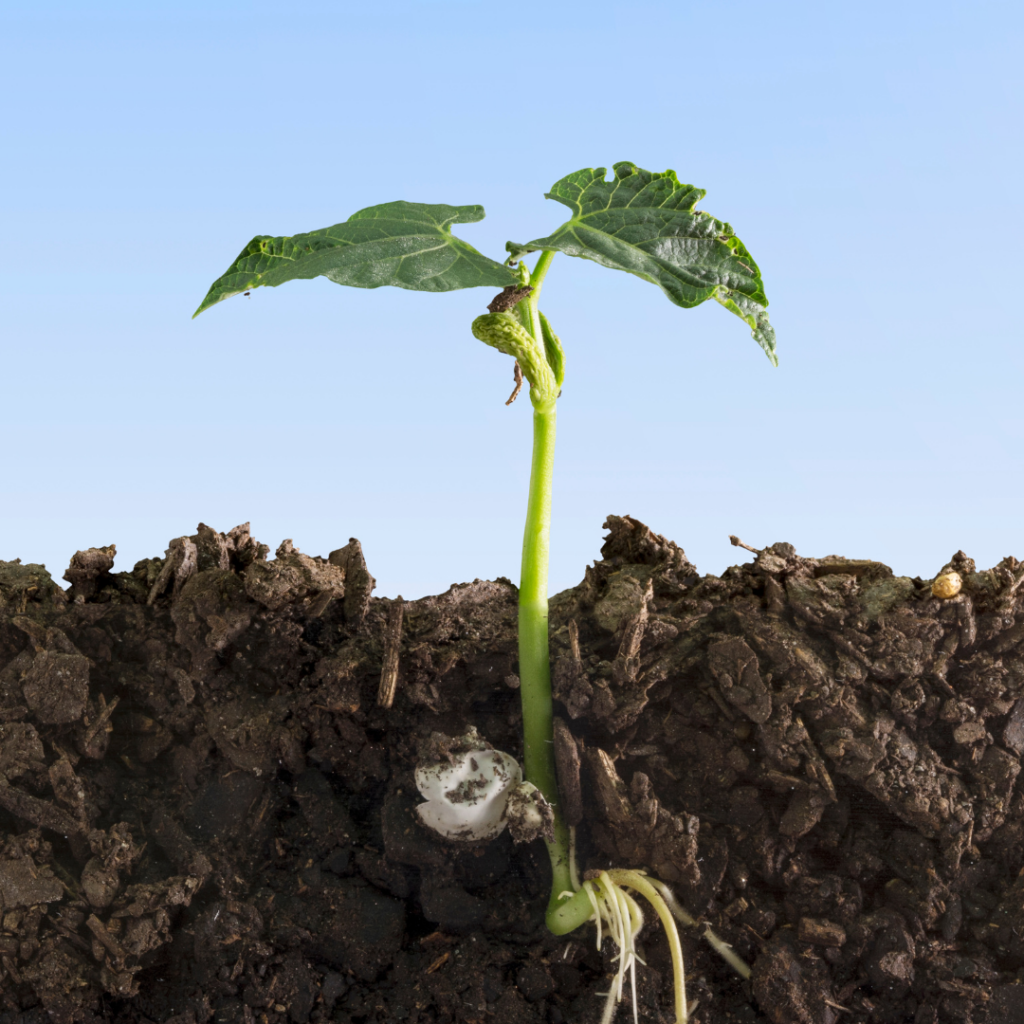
{"left": 472, "top": 312, "right": 558, "bottom": 404}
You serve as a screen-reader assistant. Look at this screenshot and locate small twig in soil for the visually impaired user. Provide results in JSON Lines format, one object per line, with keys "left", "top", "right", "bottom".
{"left": 86, "top": 914, "right": 127, "bottom": 965}
{"left": 83, "top": 695, "right": 119, "bottom": 751}
{"left": 729, "top": 535, "right": 762, "bottom": 554}
{"left": 505, "top": 360, "right": 524, "bottom": 405}
{"left": 0, "top": 778, "right": 82, "bottom": 835}
{"left": 796, "top": 714, "right": 837, "bottom": 802}
{"left": 378, "top": 597, "right": 405, "bottom": 709}
{"left": 146, "top": 535, "right": 198, "bottom": 606}
{"left": 425, "top": 951, "right": 450, "bottom": 974}
{"left": 823, "top": 998, "right": 851, "bottom": 1013}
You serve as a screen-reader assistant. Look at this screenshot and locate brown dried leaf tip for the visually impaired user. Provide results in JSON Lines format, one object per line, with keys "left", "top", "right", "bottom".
{"left": 486, "top": 285, "right": 532, "bottom": 313}
{"left": 505, "top": 361, "right": 524, "bottom": 406}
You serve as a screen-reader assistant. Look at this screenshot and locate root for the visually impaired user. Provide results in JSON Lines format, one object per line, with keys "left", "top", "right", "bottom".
{"left": 574, "top": 862, "right": 752, "bottom": 1024}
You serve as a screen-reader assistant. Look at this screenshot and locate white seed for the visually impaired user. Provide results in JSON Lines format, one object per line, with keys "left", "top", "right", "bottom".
{"left": 415, "top": 744, "right": 522, "bottom": 842}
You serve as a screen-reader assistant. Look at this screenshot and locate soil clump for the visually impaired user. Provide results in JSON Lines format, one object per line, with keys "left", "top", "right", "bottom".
{"left": 1, "top": 516, "right": 1023, "bottom": 1024}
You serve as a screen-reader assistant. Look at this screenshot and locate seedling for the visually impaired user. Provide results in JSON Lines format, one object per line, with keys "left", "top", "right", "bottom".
{"left": 195, "top": 162, "right": 776, "bottom": 1022}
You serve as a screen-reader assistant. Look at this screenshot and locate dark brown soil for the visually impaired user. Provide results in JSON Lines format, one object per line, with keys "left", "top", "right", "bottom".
{"left": 1, "top": 516, "right": 1023, "bottom": 1024}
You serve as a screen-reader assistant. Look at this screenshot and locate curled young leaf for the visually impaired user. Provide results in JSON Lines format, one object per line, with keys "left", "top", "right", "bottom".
{"left": 508, "top": 163, "right": 777, "bottom": 365}
{"left": 538, "top": 312, "right": 565, "bottom": 391}
{"left": 472, "top": 312, "right": 558, "bottom": 403}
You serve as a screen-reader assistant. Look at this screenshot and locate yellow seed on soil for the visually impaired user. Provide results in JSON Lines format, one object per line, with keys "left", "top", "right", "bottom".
{"left": 932, "top": 572, "right": 962, "bottom": 599}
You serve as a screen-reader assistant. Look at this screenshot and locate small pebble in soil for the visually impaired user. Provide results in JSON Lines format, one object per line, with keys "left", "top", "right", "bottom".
{"left": 932, "top": 571, "right": 962, "bottom": 598}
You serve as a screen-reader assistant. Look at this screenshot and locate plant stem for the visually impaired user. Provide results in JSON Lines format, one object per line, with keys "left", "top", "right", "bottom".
{"left": 518, "top": 394, "right": 574, "bottom": 911}
{"left": 525, "top": 249, "right": 556, "bottom": 342}
{"left": 515, "top": 248, "right": 569, "bottom": 919}
{"left": 516, "top": 249, "right": 589, "bottom": 929}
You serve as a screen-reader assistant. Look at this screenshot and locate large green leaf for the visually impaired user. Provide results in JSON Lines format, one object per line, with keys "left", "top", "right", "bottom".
{"left": 194, "top": 201, "right": 517, "bottom": 317}
{"left": 508, "top": 163, "right": 777, "bottom": 365}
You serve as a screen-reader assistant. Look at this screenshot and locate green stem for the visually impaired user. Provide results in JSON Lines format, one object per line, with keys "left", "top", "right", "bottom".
{"left": 518, "top": 396, "right": 573, "bottom": 911}
{"left": 515, "top": 249, "right": 583, "bottom": 929}
{"left": 547, "top": 885, "right": 599, "bottom": 935}
{"left": 525, "top": 249, "right": 556, "bottom": 343}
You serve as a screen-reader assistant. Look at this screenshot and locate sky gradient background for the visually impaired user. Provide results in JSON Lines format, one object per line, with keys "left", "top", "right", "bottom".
{"left": 3, "top": 0, "right": 1022, "bottom": 600}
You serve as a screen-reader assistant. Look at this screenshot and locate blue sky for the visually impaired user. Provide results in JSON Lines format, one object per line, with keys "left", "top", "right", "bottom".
{"left": 3, "top": 0, "right": 1022, "bottom": 599}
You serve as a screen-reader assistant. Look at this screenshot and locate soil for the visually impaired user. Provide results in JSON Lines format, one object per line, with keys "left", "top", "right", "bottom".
{"left": 1, "top": 516, "right": 1023, "bottom": 1024}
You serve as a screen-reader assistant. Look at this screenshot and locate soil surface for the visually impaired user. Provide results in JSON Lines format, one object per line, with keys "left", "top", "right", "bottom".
{"left": 1, "top": 516, "right": 1024, "bottom": 1024}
